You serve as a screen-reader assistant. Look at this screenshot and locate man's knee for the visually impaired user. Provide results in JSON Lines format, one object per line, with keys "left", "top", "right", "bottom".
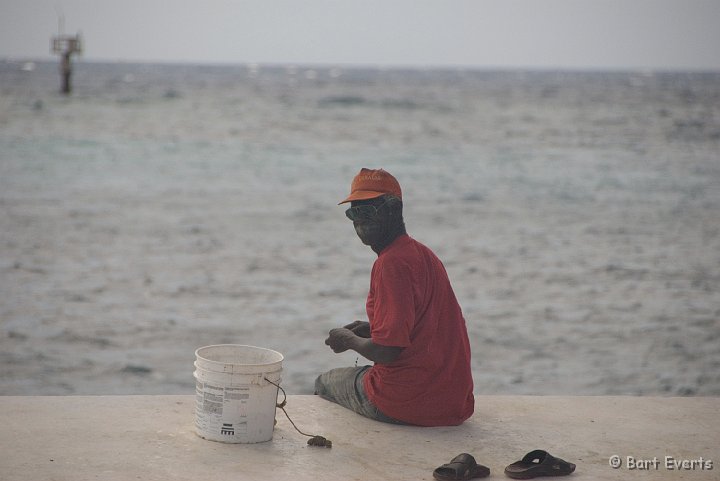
{"left": 314, "top": 366, "right": 365, "bottom": 402}
{"left": 314, "top": 374, "right": 325, "bottom": 396}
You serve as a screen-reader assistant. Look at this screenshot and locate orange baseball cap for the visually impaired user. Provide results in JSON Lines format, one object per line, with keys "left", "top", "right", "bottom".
{"left": 338, "top": 168, "right": 402, "bottom": 204}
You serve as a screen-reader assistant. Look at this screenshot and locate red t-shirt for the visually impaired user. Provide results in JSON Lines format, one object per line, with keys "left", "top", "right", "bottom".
{"left": 363, "top": 234, "right": 475, "bottom": 426}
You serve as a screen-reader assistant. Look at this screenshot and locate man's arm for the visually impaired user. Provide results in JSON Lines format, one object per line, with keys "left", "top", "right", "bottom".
{"left": 325, "top": 328, "right": 403, "bottom": 364}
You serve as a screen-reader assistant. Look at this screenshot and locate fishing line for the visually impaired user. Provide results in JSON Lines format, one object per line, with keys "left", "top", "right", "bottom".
{"left": 264, "top": 377, "right": 332, "bottom": 448}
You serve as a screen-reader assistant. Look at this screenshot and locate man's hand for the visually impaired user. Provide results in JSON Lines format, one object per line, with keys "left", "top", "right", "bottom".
{"left": 343, "top": 320, "right": 371, "bottom": 338}
{"left": 325, "top": 328, "right": 358, "bottom": 353}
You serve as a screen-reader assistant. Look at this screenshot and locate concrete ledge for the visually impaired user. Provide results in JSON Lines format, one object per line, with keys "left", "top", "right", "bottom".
{"left": 0, "top": 395, "right": 717, "bottom": 480}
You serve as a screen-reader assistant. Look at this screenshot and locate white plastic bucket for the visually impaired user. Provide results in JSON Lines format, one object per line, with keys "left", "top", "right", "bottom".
{"left": 193, "top": 344, "right": 283, "bottom": 443}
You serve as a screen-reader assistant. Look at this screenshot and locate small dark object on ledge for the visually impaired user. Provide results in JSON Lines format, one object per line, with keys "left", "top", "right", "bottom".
{"left": 307, "top": 435, "right": 332, "bottom": 448}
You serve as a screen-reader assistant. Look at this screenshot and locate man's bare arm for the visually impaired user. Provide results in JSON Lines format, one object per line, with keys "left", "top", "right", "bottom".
{"left": 325, "top": 328, "right": 403, "bottom": 364}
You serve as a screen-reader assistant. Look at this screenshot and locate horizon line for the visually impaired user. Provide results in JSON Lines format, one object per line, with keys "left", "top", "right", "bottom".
{"left": 4, "top": 55, "right": 720, "bottom": 75}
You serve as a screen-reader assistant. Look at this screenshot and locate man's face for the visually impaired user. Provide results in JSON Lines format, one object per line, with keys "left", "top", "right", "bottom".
{"left": 347, "top": 198, "right": 387, "bottom": 246}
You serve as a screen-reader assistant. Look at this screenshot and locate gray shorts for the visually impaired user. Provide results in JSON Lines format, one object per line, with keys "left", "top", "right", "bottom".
{"left": 314, "top": 366, "right": 406, "bottom": 425}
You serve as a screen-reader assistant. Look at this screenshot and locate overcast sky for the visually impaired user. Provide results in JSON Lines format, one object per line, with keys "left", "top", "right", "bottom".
{"left": 1, "top": 0, "right": 719, "bottom": 70}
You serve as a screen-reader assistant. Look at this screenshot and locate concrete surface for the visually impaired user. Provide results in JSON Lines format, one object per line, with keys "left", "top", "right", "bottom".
{"left": 0, "top": 395, "right": 718, "bottom": 480}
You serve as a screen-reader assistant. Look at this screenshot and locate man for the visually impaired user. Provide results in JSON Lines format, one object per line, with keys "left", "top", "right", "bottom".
{"left": 315, "top": 168, "right": 474, "bottom": 427}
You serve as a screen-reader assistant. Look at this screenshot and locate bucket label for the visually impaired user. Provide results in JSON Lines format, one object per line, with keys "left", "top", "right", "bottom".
{"left": 225, "top": 387, "right": 250, "bottom": 401}
{"left": 199, "top": 383, "right": 226, "bottom": 415}
{"left": 220, "top": 421, "right": 247, "bottom": 436}
{"left": 195, "top": 383, "right": 250, "bottom": 418}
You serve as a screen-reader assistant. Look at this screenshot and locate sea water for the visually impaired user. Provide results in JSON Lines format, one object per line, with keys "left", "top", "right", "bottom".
{"left": 1, "top": 60, "right": 719, "bottom": 395}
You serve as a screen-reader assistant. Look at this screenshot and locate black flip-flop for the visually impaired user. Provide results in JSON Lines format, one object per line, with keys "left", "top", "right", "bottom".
{"left": 504, "top": 450, "right": 576, "bottom": 479}
{"left": 433, "top": 453, "right": 490, "bottom": 480}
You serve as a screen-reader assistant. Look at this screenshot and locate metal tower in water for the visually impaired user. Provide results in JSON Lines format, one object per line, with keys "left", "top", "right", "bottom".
{"left": 51, "top": 13, "right": 82, "bottom": 94}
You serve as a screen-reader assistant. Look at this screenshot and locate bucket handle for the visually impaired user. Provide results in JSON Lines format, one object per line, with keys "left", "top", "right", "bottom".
{"left": 264, "top": 377, "right": 287, "bottom": 409}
